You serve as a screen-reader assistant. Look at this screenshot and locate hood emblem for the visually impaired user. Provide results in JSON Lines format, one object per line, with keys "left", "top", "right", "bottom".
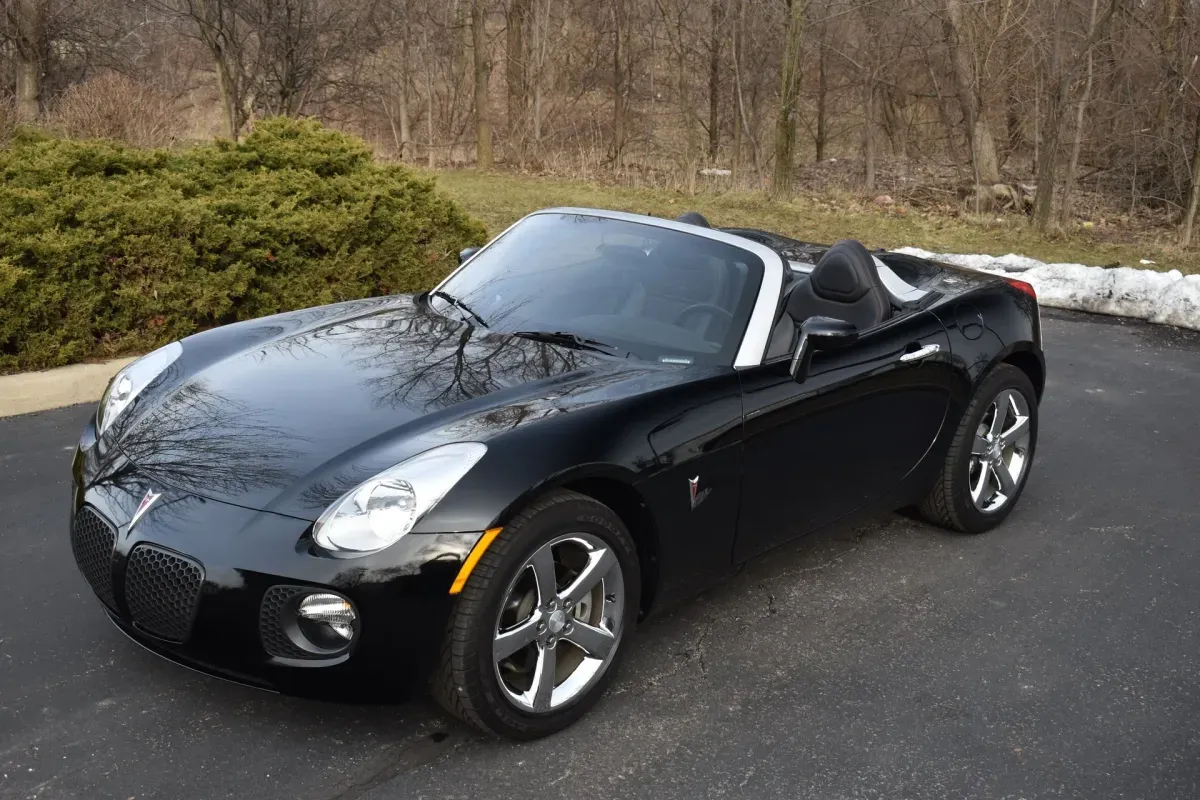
{"left": 688, "top": 476, "right": 711, "bottom": 510}
{"left": 129, "top": 489, "right": 162, "bottom": 531}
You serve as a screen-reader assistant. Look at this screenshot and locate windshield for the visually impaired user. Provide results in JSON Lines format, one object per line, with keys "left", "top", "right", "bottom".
{"left": 431, "top": 213, "right": 765, "bottom": 366}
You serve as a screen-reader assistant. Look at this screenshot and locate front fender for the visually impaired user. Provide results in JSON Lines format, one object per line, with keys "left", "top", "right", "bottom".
{"left": 410, "top": 407, "right": 653, "bottom": 534}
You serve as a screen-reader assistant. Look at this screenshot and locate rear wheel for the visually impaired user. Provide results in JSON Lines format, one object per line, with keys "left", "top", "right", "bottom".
{"left": 919, "top": 364, "right": 1038, "bottom": 533}
{"left": 433, "top": 490, "right": 639, "bottom": 739}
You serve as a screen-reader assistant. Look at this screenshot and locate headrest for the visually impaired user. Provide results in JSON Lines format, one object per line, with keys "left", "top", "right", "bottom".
{"left": 676, "top": 211, "right": 712, "bottom": 228}
{"left": 810, "top": 240, "right": 880, "bottom": 302}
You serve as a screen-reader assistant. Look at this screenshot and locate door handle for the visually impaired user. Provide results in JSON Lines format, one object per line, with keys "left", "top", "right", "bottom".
{"left": 899, "top": 343, "right": 941, "bottom": 362}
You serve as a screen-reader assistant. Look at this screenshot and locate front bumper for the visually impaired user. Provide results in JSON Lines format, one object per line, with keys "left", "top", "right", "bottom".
{"left": 70, "top": 445, "right": 483, "bottom": 699}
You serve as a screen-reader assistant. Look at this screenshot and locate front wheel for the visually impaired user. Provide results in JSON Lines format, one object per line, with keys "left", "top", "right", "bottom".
{"left": 919, "top": 364, "right": 1039, "bottom": 533}
{"left": 433, "top": 490, "right": 640, "bottom": 739}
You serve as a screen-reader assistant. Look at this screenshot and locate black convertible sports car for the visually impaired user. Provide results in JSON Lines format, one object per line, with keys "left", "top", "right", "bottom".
{"left": 70, "top": 207, "right": 1043, "bottom": 739}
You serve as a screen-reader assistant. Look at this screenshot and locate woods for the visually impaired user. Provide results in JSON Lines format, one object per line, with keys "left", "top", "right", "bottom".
{"left": 4, "top": 0, "right": 1200, "bottom": 240}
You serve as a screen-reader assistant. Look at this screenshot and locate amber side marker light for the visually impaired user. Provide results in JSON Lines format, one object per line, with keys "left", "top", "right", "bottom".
{"left": 449, "top": 527, "right": 504, "bottom": 595}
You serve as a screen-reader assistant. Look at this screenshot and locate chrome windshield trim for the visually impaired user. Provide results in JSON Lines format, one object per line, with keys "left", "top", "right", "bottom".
{"left": 431, "top": 207, "right": 786, "bottom": 368}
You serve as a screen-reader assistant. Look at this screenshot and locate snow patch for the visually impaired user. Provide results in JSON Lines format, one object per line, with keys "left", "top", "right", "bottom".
{"left": 894, "top": 247, "right": 1200, "bottom": 332}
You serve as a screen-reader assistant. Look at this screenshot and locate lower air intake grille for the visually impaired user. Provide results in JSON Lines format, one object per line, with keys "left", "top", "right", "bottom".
{"left": 124, "top": 544, "right": 204, "bottom": 642}
{"left": 259, "top": 586, "right": 324, "bottom": 660}
{"left": 70, "top": 507, "right": 117, "bottom": 609}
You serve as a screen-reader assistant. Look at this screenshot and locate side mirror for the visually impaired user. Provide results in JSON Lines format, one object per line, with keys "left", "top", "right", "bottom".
{"left": 789, "top": 316, "right": 858, "bottom": 382}
{"left": 459, "top": 246, "right": 481, "bottom": 265}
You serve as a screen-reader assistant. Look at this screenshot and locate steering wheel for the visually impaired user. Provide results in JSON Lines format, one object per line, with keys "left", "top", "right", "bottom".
{"left": 674, "top": 303, "right": 735, "bottom": 339}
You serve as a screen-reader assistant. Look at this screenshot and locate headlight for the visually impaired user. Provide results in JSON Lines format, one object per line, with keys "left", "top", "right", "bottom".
{"left": 313, "top": 442, "right": 487, "bottom": 554}
{"left": 96, "top": 341, "right": 183, "bottom": 437}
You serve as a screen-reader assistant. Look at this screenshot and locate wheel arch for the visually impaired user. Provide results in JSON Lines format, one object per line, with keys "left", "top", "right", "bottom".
{"left": 998, "top": 344, "right": 1045, "bottom": 401}
{"left": 492, "top": 465, "right": 660, "bottom": 620}
{"left": 560, "top": 476, "right": 659, "bottom": 620}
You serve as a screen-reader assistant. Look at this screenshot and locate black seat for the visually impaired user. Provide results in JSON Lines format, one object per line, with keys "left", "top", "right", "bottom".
{"left": 785, "top": 239, "right": 892, "bottom": 331}
{"left": 676, "top": 211, "right": 712, "bottom": 228}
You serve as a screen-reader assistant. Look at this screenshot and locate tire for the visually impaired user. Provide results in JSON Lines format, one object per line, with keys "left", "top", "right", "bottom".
{"left": 432, "top": 489, "right": 640, "bottom": 739}
{"left": 918, "top": 364, "right": 1038, "bottom": 534}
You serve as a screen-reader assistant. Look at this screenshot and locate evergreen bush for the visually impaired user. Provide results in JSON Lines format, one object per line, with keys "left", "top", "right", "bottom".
{"left": 0, "top": 118, "right": 487, "bottom": 373}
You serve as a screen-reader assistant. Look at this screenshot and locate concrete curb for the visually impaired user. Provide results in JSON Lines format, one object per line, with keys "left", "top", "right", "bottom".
{"left": 0, "top": 357, "right": 137, "bottom": 419}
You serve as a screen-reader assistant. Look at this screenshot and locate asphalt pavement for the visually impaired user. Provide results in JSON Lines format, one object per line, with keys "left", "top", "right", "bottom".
{"left": 2, "top": 309, "right": 1199, "bottom": 800}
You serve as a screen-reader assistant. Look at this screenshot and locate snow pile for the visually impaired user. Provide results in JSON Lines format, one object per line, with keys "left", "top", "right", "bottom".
{"left": 895, "top": 247, "right": 1200, "bottom": 332}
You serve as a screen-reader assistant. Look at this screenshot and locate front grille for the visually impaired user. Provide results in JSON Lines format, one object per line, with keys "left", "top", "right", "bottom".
{"left": 71, "top": 507, "right": 117, "bottom": 609}
{"left": 124, "top": 544, "right": 204, "bottom": 642}
{"left": 259, "top": 586, "right": 323, "bottom": 660}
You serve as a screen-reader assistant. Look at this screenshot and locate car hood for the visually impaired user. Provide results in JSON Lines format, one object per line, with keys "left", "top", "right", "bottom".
{"left": 114, "top": 296, "right": 675, "bottom": 520}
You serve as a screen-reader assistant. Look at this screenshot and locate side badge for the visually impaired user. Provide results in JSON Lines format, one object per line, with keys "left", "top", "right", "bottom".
{"left": 129, "top": 489, "right": 162, "bottom": 531}
{"left": 688, "top": 476, "right": 711, "bottom": 510}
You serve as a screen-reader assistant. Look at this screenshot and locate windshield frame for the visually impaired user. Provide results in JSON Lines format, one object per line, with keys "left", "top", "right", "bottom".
{"left": 429, "top": 208, "right": 786, "bottom": 368}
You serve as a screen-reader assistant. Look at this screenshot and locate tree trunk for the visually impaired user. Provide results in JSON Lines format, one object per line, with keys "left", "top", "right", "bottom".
{"left": 971, "top": 118, "right": 1001, "bottom": 183}
{"left": 1181, "top": 107, "right": 1200, "bottom": 246}
{"left": 1158, "top": 0, "right": 1180, "bottom": 137}
{"left": 771, "top": 0, "right": 805, "bottom": 196}
{"left": 707, "top": 0, "right": 722, "bottom": 162}
{"left": 815, "top": 25, "right": 827, "bottom": 162}
{"left": 1033, "top": 68, "right": 1041, "bottom": 170}
{"left": 399, "top": 31, "right": 412, "bottom": 160}
{"left": 426, "top": 57, "right": 436, "bottom": 166}
{"left": 187, "top": 0, "right": 246, "bottom": 141}
{"left": 214, "top": 58, "right": 240, "bottom": 141}
{"left": 507, "top": 0, "right": 528, "bottom": 151}
{"left": 1059, "top": 0, "right": 1098, "bottom": 224}
{"left": 926, "top": 60, "right": 964, "bottom": 179}
{"left": 676, "top": 23, "right": 694, "bottom": 160}
{"left": 532, "top": 0, "right": 545, "bottom": 147}
{"left": 1032, "top": 28, "right": 1065, "bottom": 230}
{"left": 942, "top": 0, "right": 1001, "bottom": 184}
{"left": 12, "top": 0, "right": 45, "bottom": 121}
{"left": 1032, "top": 0, "right": 1117, "bottom": 231}
{"left": 731, "top": 0, "right": 744, "bottom": 177}
{"left": 863, "top": 79, "right": 876, "bottom": 191}
{"left": 611, "top": 0, "right": 629, "bottom": 167}
{"left": 472, "top": 0, "right": 493, "bottom": 169}
{"left": 881, "top": 86, "right": 907, "bottom": 159}
{"left": 14, "top": 59, "right": 41, "bottom": 122}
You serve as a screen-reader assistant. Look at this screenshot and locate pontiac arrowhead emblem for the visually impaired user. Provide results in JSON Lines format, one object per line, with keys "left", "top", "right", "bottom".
{"left": 129, "top": 489, "right": 162, "bottom": 530}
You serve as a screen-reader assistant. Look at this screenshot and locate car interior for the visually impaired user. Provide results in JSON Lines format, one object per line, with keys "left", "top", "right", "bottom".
{"left": 439, "top": 210, "right": 934, "bottom": 364}
{"left": 763, "top": 239, "right": 896, "bottom": 360}
{"left": 574, "top": 213, "right": 935, "bottom": 362}
{"left": 512, "top": 221, "right": 758, "bottom": 358}
{"left": 692, "top": 218, "right": 936, "bottom": 362}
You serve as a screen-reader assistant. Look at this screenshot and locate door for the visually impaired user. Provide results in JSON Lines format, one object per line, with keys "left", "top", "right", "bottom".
{"left": 732, "top": 310, "right": 953, "bottom": 562}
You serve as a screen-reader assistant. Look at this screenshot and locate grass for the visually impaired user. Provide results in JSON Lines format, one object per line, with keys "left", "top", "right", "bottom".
{"left": 423, "top": 168, "right": 1200, "bottom": 276}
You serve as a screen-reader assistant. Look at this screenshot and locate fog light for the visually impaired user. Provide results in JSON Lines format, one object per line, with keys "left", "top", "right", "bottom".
{"left": 297, "top": 593, "right": 357, "bottom": 650}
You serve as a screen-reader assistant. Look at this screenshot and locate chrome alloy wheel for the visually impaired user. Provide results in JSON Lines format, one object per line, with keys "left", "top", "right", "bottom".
{"left": 493, "top": 533, "right": 625, "bottom": 713}
{"left": 968, "top": 388, "right": 1032, "bottom": 513}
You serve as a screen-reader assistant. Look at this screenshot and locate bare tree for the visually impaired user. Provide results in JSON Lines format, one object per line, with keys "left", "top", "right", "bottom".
{"left": 1030, "top": 0, "right": 1119, "bottom": 231}
{"left": 610, "top": 0, "right": 630, "bottom": 167}
{"left": 506, "top": 0, "right": 528, "bottom": 154}
{"left": 1, "top": 0, "right": 124, "bottom": 120}
{"left": 772, "top": 0, "right": 805, "bottom": 195}
{"left": 814, "top": 15, "right": 828, "bottom": 163}
{"left": 7, "top": 0, "right": 1200, "bottom": 241}
{"left": 149, "top": 0, "right": 255, "bottom": 140}
{"left": 5, "top": 0, "right": 47, "bottom": 119}
{"left": 1058, "top": 0, "right": 1097, "bottom": 222}
{"left": 1182, "top": 108, "right": 1200, "bottom": 245}
{"left": 706, "top": 0, "right": 723, "bottom": 162}
{"left": 941, "top": 0, "right": 1002, "bottom": 186}
{"left": 472, "top": 0, "right": 492, "bottom": 167}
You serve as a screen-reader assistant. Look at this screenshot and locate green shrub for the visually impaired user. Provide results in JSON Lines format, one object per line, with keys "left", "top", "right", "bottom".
{"left": 0, "top": 117, "right": 487, "bottom": 373}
